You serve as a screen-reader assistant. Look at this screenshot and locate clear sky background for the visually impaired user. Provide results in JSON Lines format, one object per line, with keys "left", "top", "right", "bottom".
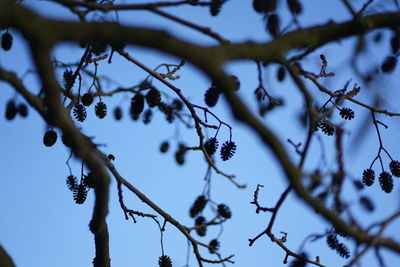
{"left": 1, "top": 0, "right": 400, "bottom": 266}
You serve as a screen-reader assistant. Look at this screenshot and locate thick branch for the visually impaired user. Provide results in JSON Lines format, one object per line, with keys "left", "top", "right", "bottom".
{"left": 2, "top": 4, "right": 400, "bottom": 66}
{"left": 0, "top": 68, "right": 46, "bottom": 117}
{"left": 0, "top": 245, "right": 16, "bottom": 267}
{"left": 28, "top": 39, "right": 111, "bottom": 267}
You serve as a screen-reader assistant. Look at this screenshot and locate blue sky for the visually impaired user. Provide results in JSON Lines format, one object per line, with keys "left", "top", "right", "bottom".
{"left": 1, "top": 1, "right": 400, "bottom": 266}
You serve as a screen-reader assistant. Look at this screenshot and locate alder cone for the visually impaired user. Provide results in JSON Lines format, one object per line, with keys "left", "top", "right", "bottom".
{"left": 253, "top": 0, "right": 267, "bottom": 13}
{"left": 158, "top": 255, "right": 172, "bottom": 267}
{"left": 287, "top": 0, "right": 302, "bottom": 15}
{"left": 389, "top": 160, "right": 400, "bottom": 177}
{"left": 381, "top": 56, "right": 397, "bottom": 73}
{"left": 217, "top": 203, "right": 232, "bottom": 219}
{"left": 63, "top": 70, "right": 75, "bottom": 91}
{"left": 277, "top": 66, "right": 286, "bottom": 81}
{"left": 267, "top": 14, "right": 280, "bottom": 37}
{"left": 18, "top": 103, "right": 28, "bottom": 118}
{"left": 210, "top": 0, "right": 223, "bottom": 16}
{"left": 95, "top": 101, "right": 107, "bottom": 119}
{"left": 73, "top": 184, "right": 88, "bottom": 204}
{"left": 204, "top": 86, "right": 221, "bottom": 107}
{"left": 5, "top": 100, "right": 17, "bottom": 120}
{"left": 61, "top": 134, "right": 72, "bottom": 148}
{"left": 379, "top": 171, "right": 393, "bottom": 193}
{"left": 220, "top": 141, "right": 237, "bottom": 161}
{"left": 317, "top": 119, "right": 335, "bottom": 136}
{"left": 339, "top": 107, "right": 354, "bottom": 120}
{"left": 43, "top": 130, "right": 57, "bottom": 147}
{"left": 362, "top": 169, "right": 375, "bottom": 186}
{"left": 189, "top": 195, "right": 207, "bottom": 218}
{"left": 113, "top": 106, "right": 122, "bottom": 121}
{"left": 81, "top": 93, "right": 94, "bottom": 106}
{"left": 204, "top": 137, "right": 219, "bottom": 155}
{"left": 159, "top": 141, "right": 169, "bottom": 153}
{"left": 1, "top": 32, "right": 13, "bottom": 51}
{"left": 391, "top": 30, "right": 400, "bottom": 54}
{"left": 253, "top": 0, "right": 277, "bottom": 13}
{"left": 171, "top": 99, "right": 183, "bottom": 111}
{"left": 208, "top": 239, "right": 220, "bottom": 254}
{"left": 73, "top": 104, "right": 87, "bottom": 122}
{"left": 145, "top": 88, "right": 161, "bottom": 107}
{"left": 66, "top": 175, "right": 78, "bottom": 191}
{"left": 195, "top": 216, "right": 207, "bottom": 236}
{"left": 359, "top": 196, "right": 374, "bottom": 212}
{"left": 131, "top": 93, "right": 145, "bottom": 116}
{"left": 142, "top": 109, "right": 153, "bottom": 124}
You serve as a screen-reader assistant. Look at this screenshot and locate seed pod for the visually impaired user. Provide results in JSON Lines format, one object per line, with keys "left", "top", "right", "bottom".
{"left": 5, "top": 100, "right": 17, "bottom": 120}
{"left": 95, "top": 101, "right": 107, "bottom": 119}
{"left": 339, "top": 107, "right": 355, "bottom": 120}
{"left": 195, "top": 216, "right": 207, "bottom": 236}
{"left": 139, "top": 80, "right": 152, "bottom": 90}
{"left": 362, "top": 169, "right": 375, "bottom": 186}
{"left": 204, "top": 137, "right": 219, "bottom": 155}
{"left": 204, "top": 85, "right": 222, "bottom": 107}
{"left": 145, "top": 88, "right": 161, "bottom": 107}
{"left": 336, "top": 243, "right": 350, "bottom": 258}
{"left": 287, "top": 0, "right": 302, "bottom": 15}
{"left": 43, "top": 130, "right": 58, "bottom": 147}
{"left": 66, "top": 175, "right": 78, "bottom": 191}
{"left": 73, "top": 103, "right": 87, "bottom": 122}
{"left": 379, "top": 171, "right": 393, "bottom": 193}
{"left": 18, "top": 103, "right": 28, "bottom": 118}
{"left": 81, "top": 93, "right": 94, "bottom": 106}
{"left": 253, "top": 0, "right": 267, "bottom": 13}
{"left": 220, "top": 141, "right": 237, "bottom": 161}
{"left": 1, "top": 32, "right": 13, "bottom": 51}
{"left": 210, "top": 0, "right": 223, "bottom": 16}
{"left": 381, "top": 56, "right": 397, "bottom": 73}
{"left": 277, "top": 66, "right": 286, "bottom": 81}
{"left": 175, "top": 144, "right": 186, "bottom": 165}
{"left": 61, "top": 134, "right": 72, "bottom": 148}
{"left": 352, "top": 180, "right": 364, "bottom": 191}
{"left": 334, "top": 226, "right": 347, "bottom": 238}
{"left": 326, "top": 234, "right": 339, "bottom": 250}
{"left": 113, "top": 106, "right": 122, "bottom": 121}
{"left": 391, "top": 30, "right": 400, "bottom": 54}
{"left": 208, "top": 239, "right": 220, "bottom": 254}
{"left": 171, "top": 99, "right": 183, "bottom": 111}
{"left": 63, "top": 70, "right": 75, "bottom": 91}
{"left": 131, "top": 93, "right": 145, "bottom": 116}
{"left": 267, "top": 14, "right": 280, "bottom": 37}
{"left": 158, "top": 255, "right": 172, "bottom": 267}
{"left": 289, "top": 252, "right": 308, "bottom": 267}
{"left": 73, "top": 184, "right": 88, "bottom": 204}
{"left": 317, "top": 119, "right": 335, "bottom": 136}
{"left": 253, "top": 0, "right": 277, "bottom": 13}
{"left": 189, "top": 195, "right": 208, "bottom": 218}
{"left": 326, "top": 234, "right": 350, "bottom": 258}
{"left": 217, "top": 204, "right": 232, "bottom": 219}
{"left": 159, "top": 141, "right": 169, "bottom": 153}
{"left": 142, "top": 109, "right": 153, "bottom": 124}
{"left": 359, "top": 196, "right": 374, "bottom": 212}
{"left": 389, "top": 160, "right": 400, "bottom": 177}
